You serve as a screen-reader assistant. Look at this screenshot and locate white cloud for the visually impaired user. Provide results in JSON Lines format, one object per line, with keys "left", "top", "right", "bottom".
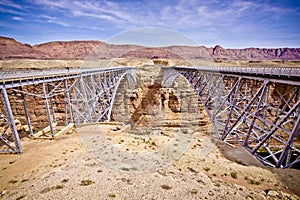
{"left": 37, "top": 14, "right": 104, "bottom": 30}
{"left": 12, "top": 16, "right": 23, "bottom": 21}
{"left": 73, "top": 0, "right": 134, "bottom": 22}
{"left": 28, "top": 0, "right": 299, "bottom": 47}
{"left": 232, "top": 1, "right": 255, "bottom": 12}
{"left": 0, "top": 0, "right": 22, "bottom": 9}
{"left": 72, "top": 10, "right": 120, "bottom": 24}
{"left": 33, "top": 0, "right": 135, "bottom": 25}
{"left": 13, "top": 0, "right": 300, "bottom": 29}
{"left": 0, "top": 0, "right": 27, "bottom": 15}
{"left": 47, "top": 19, "right": 70, "bottom": 27}
{"left": 38, "top": 15, "right": 70, "bottom": 27}
{"left": 39, "top": 15, "right": 56, "bottom": 20}
{"left": 33, "top": 0, "right": 68, "bottom": 8}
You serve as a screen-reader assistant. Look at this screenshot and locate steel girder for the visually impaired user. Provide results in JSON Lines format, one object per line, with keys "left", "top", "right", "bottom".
{"left": 0, "top": 67, "right": 136, "bottom": 153}
{"left": 163, "top": 66, "right": 300, "bottom": 168}
{"left": 70, "top": 69, "right": 136, "bottom": 125}
{"left": 0, "top": 87, "right": 22, "bottom": 153}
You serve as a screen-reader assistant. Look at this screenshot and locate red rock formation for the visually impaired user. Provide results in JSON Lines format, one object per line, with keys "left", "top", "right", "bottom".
{"left": 0, "top": 36, "right": 299, "bottom": 60}
{"left": 32, "top": 40, "right": 103, "bottom": 59}
{"left": 209, "top": 46, "right": 300, "bottom": 60}
{"left": 122, "top": 47, "right": 182, "bottom": 59}
{"left": 0, "top": 36, "right": 46, "bottom": 59}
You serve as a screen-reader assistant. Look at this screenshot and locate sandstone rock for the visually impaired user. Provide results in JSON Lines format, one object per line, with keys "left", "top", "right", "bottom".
{"left": 0, "top": 36, "right": 47, "bottom": 59}
{"left": 267, "top": 190, "right": 279, "bottom": 197}
{"left": 1, "top": 36, "right": 300, "bottom": 60}
{"left": 280, "top": 192, "right": 298, "bottom": 200}
{"left": 121, "top": 124, "right": 131, "bottom": 133}
{"left": 16, "top": 123, "right": 24, "bottom": 131}
{"left": 23, "top": 125, "right": 30, "bottom": 132}
{"left": 1, "top": 189, "right": 7, "bottom": 196}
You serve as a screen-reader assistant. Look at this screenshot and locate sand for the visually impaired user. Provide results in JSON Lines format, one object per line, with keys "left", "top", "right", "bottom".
{"left": 0, "top": 123, "right": 299, "bottom": 200}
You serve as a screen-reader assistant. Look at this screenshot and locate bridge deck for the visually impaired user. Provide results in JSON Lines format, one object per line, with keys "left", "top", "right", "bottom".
{"left": 0, "top": 66, "right": 134, "bottom": 89}
{"left": 178, "top": 66, "right": 300, "bottom": 78}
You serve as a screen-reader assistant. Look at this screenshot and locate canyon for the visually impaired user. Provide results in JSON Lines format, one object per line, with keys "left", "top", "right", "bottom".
{"left": 1, "top": 36, "right": 300, "bottom": 199}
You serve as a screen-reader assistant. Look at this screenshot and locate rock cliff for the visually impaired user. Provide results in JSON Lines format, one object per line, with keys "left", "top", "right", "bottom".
{"left": 1, "top": 36, "right": 299, "bottom": 60}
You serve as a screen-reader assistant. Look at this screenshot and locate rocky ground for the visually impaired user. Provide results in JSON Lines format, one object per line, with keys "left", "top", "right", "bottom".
{"left": 0, "top": 123, "right": 299, "bottom": 200}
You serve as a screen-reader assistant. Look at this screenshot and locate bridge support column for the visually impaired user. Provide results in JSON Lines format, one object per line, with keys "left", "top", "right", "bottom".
{"left": 79, "top": 76, "right": 92, "bottom": 122}
{"left": 276, "top": 115, "right": 300, "bottom": 167}
{"left": 1, "top": 87, "right": 22, "bottom": 153}
{"left": 19, "top": 86, "right": 34, "bottom": 137}
{"left": 47, "top": 84, "right": 56, "bottom": 124}
{"left": 42, "top": 83, "right": 55, "bottom": 138}
{"left": 64, "top": 79, "right": 74, "bottom": 125}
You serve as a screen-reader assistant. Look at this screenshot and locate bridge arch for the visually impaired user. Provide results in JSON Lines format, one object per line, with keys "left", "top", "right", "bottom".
{"left": 162, "top": 73, "right": 180, "bottom": 88}
{"left": 70, "top": 68, "right": 137, "bottom": 125}
{"left": 107, "top": 71, "right": 137, "bottom": 121}
{"left": 162, "top": 66, "right": 300, "bottom": 168}
{"left": 0, "top": 67, "right": 137, "bottom": 153}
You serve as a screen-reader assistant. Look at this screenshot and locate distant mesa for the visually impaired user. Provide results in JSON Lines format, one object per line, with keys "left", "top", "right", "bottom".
{"left": 0, "top": 36, "right": 299, "bottom": 60}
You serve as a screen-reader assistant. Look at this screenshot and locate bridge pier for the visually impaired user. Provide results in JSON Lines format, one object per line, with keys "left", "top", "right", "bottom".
{"left": 1, "top": 87, "right": 22, "bottom": 153}
{"left": 19, "top": 86, "right": 34, "bottom": 137}
{"left": 64, "top": 79, "right": 74, "bottom": 125}
{"left": 42, "top": 82, "right": 55, "bottom": 138}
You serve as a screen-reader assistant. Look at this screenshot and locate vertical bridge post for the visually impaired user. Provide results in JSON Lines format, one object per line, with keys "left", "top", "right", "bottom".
{"left": 1, "top": 87, "right": 22, "bottom": 153}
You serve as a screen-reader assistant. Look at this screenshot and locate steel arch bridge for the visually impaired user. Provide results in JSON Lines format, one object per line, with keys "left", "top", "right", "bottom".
{"left": 0, "top": 67, "right": 137, "bottom": 153}
{"left": 1, "top": 65, "right": 300, "bottom": 169}
{"left": 163, "top": 66, "right": 300, "bottom": 168}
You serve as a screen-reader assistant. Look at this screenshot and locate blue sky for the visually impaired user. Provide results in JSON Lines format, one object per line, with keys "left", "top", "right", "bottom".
{"left": 0, "top": 0, "right": 299, "bottom": 48}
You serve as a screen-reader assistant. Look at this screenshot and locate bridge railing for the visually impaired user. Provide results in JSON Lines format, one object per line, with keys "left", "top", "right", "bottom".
{"left": 0, "top": 66, "right": 136, "bottom": 89}
{"left": 0, "top": 66, "right": 134, "bottom": 82}
{"left": 171, "top": 66, "right": 300, "bottom": 78}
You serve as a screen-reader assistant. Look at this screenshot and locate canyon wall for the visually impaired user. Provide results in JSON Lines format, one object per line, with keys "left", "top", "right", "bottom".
{"left": 1, "top": 36, "right": 299, "bottom": 60}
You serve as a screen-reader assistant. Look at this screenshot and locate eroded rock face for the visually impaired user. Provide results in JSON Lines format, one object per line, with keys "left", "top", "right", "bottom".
{"left": 111, "top": 65, "right": 204, "bottom": 135}
{"left": 211, "top": 45, "right": 300, "bottom": 60}
{"left": 32, "top": 40, "right": 104, "bottom": 59}
{"left": 0, "top": 36, "right": 47, "bottom": 59}
{"left": 0, "top": 36, "right": 142, "bottom": 59}
{"left": 1, "top": 36, "right": 299, "bottom": 60}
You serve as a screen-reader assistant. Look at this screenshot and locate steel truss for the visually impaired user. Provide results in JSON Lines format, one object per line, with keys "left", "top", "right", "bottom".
{"left": 163, "top": 66, "right": 300, "bottom": 168}
{"left": 0, "top": 67, "right": 136, "bottom": 153}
